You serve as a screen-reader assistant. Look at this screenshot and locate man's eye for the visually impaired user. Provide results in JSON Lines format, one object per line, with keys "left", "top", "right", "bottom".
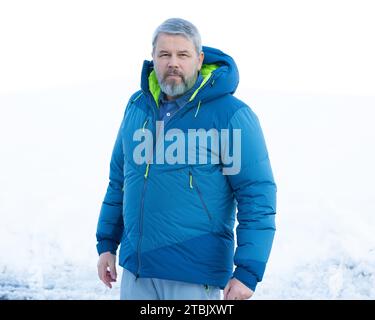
{"left": 160, "top": 54, "right": 169, "bottom": 57}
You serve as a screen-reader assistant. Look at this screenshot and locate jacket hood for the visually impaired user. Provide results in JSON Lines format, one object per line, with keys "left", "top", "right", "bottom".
{"left": 140, "top": 46, "right": 239, "bottom": 106}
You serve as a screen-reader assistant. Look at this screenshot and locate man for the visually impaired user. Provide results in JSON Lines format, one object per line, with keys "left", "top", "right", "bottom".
{"left": 96, "top": 18, "right": 276, "bottom": 300}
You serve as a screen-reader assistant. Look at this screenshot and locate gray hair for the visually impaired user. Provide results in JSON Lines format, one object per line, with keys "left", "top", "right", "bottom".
{"left": 152, "top": 18, "right": 202, "bottom": 55}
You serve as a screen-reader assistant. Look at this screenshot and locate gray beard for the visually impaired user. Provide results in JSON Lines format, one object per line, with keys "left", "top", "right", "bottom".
{"left": 158, "top": 72, "right": 198, "bottom": 98}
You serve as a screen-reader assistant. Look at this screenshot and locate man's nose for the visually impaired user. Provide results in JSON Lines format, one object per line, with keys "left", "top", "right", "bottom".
{"left": 167, "top": 54, "right": 179, "bottom": 68}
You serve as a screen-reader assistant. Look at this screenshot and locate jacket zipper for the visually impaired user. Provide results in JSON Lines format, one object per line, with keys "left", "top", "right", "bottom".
{"left": 135, "top": 93, "right": 158, "bottom": 279}
{"left": 189, "top": 171, "right": 212, "bottom": 221}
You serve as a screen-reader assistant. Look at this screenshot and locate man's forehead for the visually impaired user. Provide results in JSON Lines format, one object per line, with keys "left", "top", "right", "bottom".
{"left": 155, "top": 34, "right": 195, "bottom": 51}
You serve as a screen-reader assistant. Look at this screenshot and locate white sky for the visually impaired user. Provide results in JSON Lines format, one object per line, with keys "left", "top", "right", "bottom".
{"left": 0, "top": 0, "right": 374, "bottom": 95}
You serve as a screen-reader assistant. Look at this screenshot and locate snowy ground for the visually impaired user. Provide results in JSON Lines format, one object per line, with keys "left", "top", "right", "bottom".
{"left": 1, "top": 80, "right": 374, "bottom": 299}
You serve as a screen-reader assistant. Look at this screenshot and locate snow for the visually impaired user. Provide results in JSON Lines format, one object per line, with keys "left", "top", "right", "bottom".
{"left": 0, "top": 80, "right": 374, "bottom": 299}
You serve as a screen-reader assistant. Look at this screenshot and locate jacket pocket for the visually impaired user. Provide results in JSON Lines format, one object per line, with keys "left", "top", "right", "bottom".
{"left": 189, "top": 171, "right": 213, "bottom": 221}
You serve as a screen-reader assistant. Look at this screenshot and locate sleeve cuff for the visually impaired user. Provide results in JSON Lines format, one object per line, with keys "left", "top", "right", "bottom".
{"left": 233, "top": 266, "right": 259, "bottom": 292}
{"left": 96, "top": 239, "right": 118, "bottom": 256}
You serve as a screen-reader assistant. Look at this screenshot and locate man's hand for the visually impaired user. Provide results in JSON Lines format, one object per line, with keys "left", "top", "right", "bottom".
{"left": 97, "top": 251, "right": 117, "bottom": 288}
{"left": 223, "top": 277, "right": 254, "bottom": 300}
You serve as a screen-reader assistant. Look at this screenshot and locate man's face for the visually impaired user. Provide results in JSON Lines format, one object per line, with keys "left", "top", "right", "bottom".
{"left": 152, "top": 33, "right": 204, "bottom": 99}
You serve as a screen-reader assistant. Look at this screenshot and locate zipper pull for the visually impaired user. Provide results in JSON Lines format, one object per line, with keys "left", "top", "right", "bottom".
{"left": 142, "top": 118, "right": 149, "bottom": 133}
{"left": 189, "top": 171, "right": 193, "bottom": 189}
{"left": 144, "top": 163, "right": 150, "bottom": 179}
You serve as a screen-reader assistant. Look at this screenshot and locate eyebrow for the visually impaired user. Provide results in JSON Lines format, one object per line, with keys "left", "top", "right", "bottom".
{"left": 157, "top": 50, "right": 191, "bottom": 54}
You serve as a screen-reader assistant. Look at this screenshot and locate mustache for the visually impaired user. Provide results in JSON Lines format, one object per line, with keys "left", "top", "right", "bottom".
{"left": 164, "top": 70, "right": 184, "bottom": 78}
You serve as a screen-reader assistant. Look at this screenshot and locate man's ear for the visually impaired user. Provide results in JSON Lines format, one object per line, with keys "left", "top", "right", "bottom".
{"left": 198, "top": 51, "right": 204, "bottom": 71}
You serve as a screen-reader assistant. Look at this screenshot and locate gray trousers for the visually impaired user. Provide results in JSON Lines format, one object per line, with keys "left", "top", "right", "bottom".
{"left": 120, "top": 268, "right": 222, "bottom": 300}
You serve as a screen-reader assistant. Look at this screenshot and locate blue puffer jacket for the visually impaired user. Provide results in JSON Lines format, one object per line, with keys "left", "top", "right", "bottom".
{"left": 96, "top": 46, "right": 277, "bottom": 291}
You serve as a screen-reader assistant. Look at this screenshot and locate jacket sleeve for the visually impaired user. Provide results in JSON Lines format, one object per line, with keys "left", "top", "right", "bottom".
{"left": 96, "top": 113, "right": 126, "bottom": 256}
{"left": 225, "top": 106, "right": 277, "bottom": 292}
